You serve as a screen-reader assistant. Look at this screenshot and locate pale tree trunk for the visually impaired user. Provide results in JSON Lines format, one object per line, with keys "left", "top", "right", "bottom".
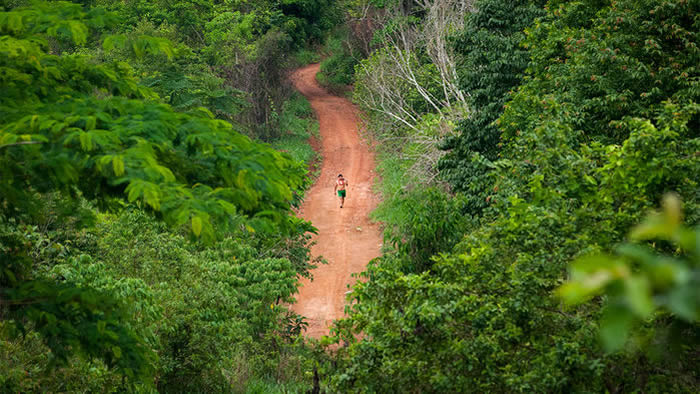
{"left": 353, "top": 0, "right": 474, "bottom": 185}
{"left": 356, "top": 0, "right": 473, "bottom": 133}
{"left": 419, "top": 0, "right": 473, "bottom": 112}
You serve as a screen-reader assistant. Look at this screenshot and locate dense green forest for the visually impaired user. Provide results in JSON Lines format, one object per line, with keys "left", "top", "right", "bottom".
{"left": 0, "top": 0, "right": 332, "bottom": 391}
{"left": 324, "top": 0, "right": 699, "bottom": 392}
{"left": 2, "top": 0, "right": 698, "bottom": 392}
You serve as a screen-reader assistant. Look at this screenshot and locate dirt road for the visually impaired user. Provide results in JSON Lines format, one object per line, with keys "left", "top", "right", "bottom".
{"left": 290, "top": 64, "right": 382, "bottom": 339}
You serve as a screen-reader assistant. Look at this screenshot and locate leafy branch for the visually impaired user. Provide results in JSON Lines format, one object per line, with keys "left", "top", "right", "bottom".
{"left": 558, "top": 194, "right": 699, "bottom": 351}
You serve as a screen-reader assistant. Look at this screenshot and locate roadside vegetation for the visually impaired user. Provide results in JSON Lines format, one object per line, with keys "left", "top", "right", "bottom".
{"left": 323, "top": 0, "right": 699, "bottom": 392}
{"left": 0, "top": 0, "right": 333, "bottom": 391}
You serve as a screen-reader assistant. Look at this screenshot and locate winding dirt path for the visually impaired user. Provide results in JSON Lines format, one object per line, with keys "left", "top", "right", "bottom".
{"left": 290, "top": 64, "right": 382, "bottom": 339}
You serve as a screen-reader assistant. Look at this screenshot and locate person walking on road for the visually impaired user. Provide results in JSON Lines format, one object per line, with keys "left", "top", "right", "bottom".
{"left": 334, "top": 174, "right": 348, "bottom": 208}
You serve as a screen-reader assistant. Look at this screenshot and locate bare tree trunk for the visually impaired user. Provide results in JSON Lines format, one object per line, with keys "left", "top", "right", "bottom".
{"left": 352, "top": 0, "right": 474, "bottom": 185}
{"left": 355, "top": 0, "right": 472, "bottom": 131}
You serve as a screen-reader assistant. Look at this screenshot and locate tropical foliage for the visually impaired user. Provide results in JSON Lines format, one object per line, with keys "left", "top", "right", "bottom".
{"left": 328, "top": 0, "right": 699, "bottom": 392}
{"left": 438, "top": 0, "right": 546, "bottom": 214}
{"left": 0, "top": 0, "right": 334, "bottom": 390}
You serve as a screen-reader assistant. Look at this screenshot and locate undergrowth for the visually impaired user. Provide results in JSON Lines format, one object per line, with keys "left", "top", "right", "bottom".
{"left": 271, "top": 92, "right": 320, "bottom": 170}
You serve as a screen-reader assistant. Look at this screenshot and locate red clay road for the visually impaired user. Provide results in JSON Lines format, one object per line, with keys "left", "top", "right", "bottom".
{"left": 290, "top": 64, "right": 382, "bottom": 339}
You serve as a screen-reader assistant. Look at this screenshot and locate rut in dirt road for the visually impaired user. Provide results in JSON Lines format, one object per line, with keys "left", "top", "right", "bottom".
{"left": 290, "top": 64, "right": 382, "bottom": 339}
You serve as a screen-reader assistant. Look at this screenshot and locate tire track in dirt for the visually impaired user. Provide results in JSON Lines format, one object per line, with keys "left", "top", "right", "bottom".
{"left": 290, "top": 64, "right": 382, "bottom": 339}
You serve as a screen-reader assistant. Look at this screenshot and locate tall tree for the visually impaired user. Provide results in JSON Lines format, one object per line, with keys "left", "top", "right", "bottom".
{"left": 0, "top": 2, "right": 306, "bottom": 386}
{"left": 438, "top": 0, "right": 545, "bottom": 213}
{"left": 329, "top": 0, "right": 699, "bottom": 391}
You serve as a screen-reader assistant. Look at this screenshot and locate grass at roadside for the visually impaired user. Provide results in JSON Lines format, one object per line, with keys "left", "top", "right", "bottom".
{"left": 271, "top": 92, "right": 320, "bottom": 174}
{"left": 292, "top": 48, "right": 321, "bottom": 67}
{"left": 316, "top": 32, "right": 357, "bottom": 96}
{"left": 244, "top": 379, "right": 310, "bottom": 394}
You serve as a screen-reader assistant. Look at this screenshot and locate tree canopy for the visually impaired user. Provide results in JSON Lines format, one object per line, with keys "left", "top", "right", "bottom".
{"left": 1, "top": 0, "right": 328, "bottom": 390}
{"left": 328, "top": 0, "right": 699, "bottom": 391}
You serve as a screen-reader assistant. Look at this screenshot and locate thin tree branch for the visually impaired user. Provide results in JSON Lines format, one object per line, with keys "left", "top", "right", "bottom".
{"left": 0, "top": 141, "right": 44, "bottom": 150}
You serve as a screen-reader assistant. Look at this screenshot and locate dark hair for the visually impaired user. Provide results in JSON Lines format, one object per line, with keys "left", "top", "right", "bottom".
{"left": 338, "top": 174, "right": 343, "bottom": 177}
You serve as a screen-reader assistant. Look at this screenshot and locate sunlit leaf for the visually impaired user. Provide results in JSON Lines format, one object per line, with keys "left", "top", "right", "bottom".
{"left": 600, "top": 305, "right": 635, "bottom": 352}
{"left": 112, "top": 156, "right": 124, "bottom": 176}
{"left": 624, "top": 276, "right": 653, "bottom": 318}
{"left": 191, "top": 216, "right": 203, "bottom": 237}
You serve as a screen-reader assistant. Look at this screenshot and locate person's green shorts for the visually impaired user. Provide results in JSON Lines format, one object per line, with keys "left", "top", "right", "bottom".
{"left": 337, "top": 190, "right": 347, "bottom": 197}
